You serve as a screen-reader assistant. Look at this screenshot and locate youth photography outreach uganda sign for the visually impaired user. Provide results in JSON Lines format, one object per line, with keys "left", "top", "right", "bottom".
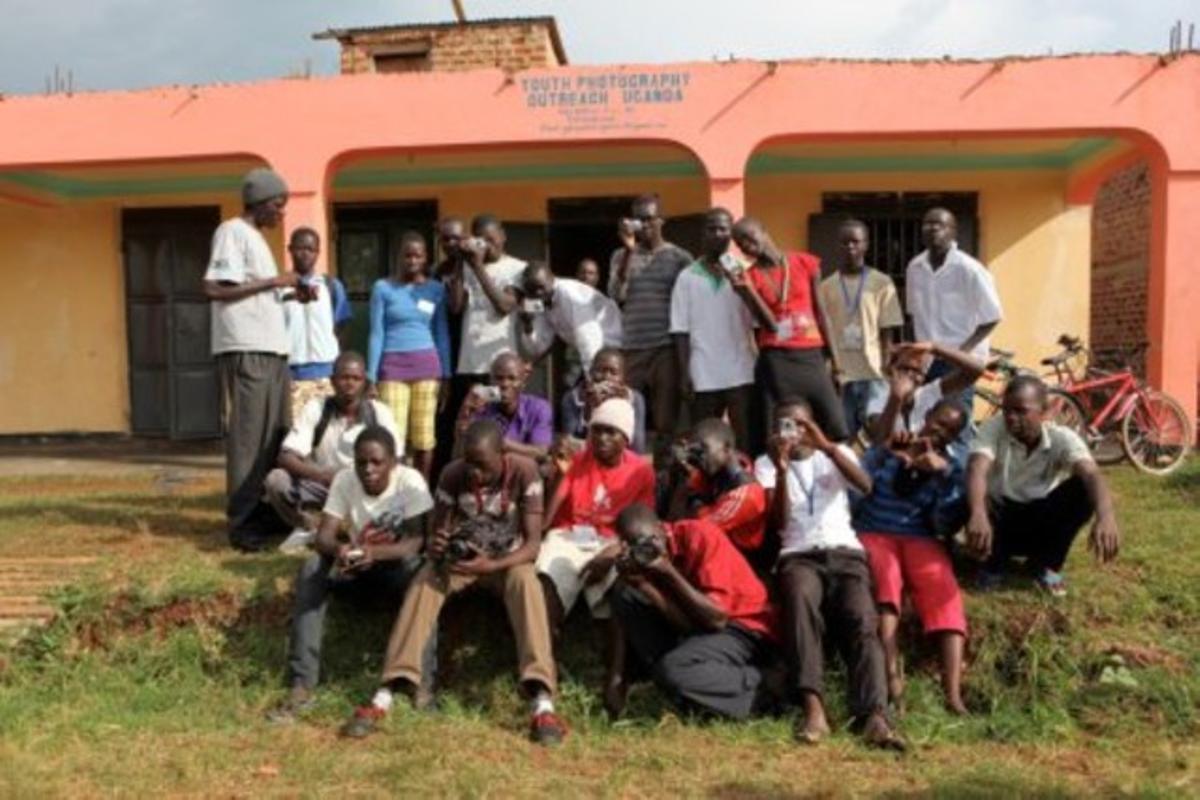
{"left": 519, "top": 69, "right": 693, "bottom": 134}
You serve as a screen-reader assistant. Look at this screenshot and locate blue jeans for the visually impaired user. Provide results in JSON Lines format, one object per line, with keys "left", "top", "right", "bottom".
{"left": 841, "top": 379, "right": 888, "bottom": 439}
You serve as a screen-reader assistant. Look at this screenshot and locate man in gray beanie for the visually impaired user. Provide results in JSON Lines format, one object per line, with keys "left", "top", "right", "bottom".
{"left": 204, "top": 167, "right": 299, "bottom": 551}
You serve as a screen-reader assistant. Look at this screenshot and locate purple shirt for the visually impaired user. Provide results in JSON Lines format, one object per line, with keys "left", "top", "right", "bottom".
{"left": 474, "top": 394, "right": 554, "bottom": 447}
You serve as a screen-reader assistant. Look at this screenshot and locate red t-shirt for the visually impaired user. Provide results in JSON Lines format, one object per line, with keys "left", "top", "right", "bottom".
{"left": 665, "top": 519, "right": 778, "bottom": 640}
{"left": 551, "top": 447, "right": 656, "bottom": 537}
{"left": 746, "top": 251, "right": 824, "bottom": 350}
{"left": 686, "top": 456, "right": 768, "bottom": 551}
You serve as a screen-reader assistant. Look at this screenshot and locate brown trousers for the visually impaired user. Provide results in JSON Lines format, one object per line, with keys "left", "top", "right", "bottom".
{"left": 381, "top": 561, "right": 557, "bottom": 694}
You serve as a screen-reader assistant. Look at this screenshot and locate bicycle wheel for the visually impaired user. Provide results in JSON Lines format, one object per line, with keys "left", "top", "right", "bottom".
{"left": 1120, "top": 389, "right": 1193, "bottom": 475}
{"left": 1046, "top": 389, "right": 1087, "bottom": 434}
{"left": 1068, "top": 385, "right": 1125, "bottom": 465}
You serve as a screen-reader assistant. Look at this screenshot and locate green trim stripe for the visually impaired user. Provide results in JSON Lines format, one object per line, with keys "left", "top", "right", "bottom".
{"left": 333, "top": 160, "right": 703, "bottom": 188}
{"left": 747, "top": 138, "right": 1113, "bottom": 175}
{"left": 0, "top": 138, "right": 1115, "bottom": 199}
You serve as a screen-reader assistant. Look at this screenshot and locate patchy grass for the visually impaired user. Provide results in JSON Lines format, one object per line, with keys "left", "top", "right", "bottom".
{"left": 0, "top": 466, "right": 1197, "bottom": 797}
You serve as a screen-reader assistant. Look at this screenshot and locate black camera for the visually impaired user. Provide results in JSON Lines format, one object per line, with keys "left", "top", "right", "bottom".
{"left": 627, "top": 533, "right": 663, "bottom": 568}
{"left": 673, "top": 441, "right": 705, "bottom": 469}
{"left": 443, "top": 536, "right": 476, "bottom": 563}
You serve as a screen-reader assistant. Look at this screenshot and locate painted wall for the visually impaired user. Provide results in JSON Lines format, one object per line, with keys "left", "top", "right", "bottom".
{"left": 0, "top": 199, "right": 127, "bottom": 433}
{"left": 746, "top": 169, "right": 1090, "bottom": 371}
{"left": 0, "top": 192, "right": 252, "bottom": 435}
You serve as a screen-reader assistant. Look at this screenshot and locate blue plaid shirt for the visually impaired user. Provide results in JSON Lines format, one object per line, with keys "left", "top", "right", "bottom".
{"left": 852, "top": 445, "right": 966, "bottom": 538}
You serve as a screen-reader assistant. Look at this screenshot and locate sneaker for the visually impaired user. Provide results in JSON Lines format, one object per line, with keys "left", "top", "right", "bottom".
{"left": 1035, "top": 569, "right": 1068, "bottom": 598}
{"left": 278, "top": 528, "right": 316, "bottom": 555}
{"left": 266, "top": 685, "right": 315, "bottom": 725}
{"left": 340, "top": 705, "right": 387, "bottom": 739}
{"left": 529, "top": 711, "right": 568, "bottom": 747}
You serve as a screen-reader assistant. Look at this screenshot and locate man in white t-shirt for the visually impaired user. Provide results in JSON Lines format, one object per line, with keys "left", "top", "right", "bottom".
{"left": 670, "top": 208, "right": 757, "bottom": 450}
{"left": 753, "top": 401, "right": 902, "bottom": 750}
{"left": 905, "top": 208, "right": 1002, "bottom": 416}
{"left": 203, "top": 167, "right": 298, "bottom": 552}
{"left": 267, "top": 425, "right": 435, "bottom": 724}
{"left": 516, "top": 261, "right": 623, "bottom": 372}
{"left": 263, "top": 351, "right": 399, "bottom": 553}
{"left": 866, "top": 341, "right": 984, "bottom": 458}
{"left": 446, "top": 213, "right": 527, "bottom": 400}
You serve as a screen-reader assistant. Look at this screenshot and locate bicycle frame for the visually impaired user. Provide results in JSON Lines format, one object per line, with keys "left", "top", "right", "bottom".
{"left": 1061, "top": 369, "right": 1140, "bottom": 432}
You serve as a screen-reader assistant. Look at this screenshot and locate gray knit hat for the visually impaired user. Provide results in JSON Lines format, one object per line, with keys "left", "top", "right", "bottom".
{"left": 242, "top": 168, "right": 288, "bottom": 206}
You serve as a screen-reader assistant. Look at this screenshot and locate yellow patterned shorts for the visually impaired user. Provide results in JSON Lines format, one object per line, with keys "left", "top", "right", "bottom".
{"left": 290, "top": 378, "right": 334, "bottom": 423}
{"left": 378, "top": 380, "right": 440, "bottom": 452}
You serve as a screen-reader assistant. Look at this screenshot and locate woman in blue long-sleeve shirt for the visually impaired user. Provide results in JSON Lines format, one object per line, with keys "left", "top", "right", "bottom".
{"left": 368, "top": 231, "right": 451, "bottom": 480}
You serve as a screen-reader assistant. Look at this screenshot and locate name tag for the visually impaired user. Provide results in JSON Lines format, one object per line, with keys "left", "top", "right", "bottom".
{"left": 416, "top": 299, "right": 436, "bottom": 315}
{"left": 842, "top": 322, "right": 865, "bottom": 350}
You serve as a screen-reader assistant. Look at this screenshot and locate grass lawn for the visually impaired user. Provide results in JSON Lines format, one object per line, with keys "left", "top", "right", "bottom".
{"left": 0, "top": 463, "right": 1197, "bottom": 798}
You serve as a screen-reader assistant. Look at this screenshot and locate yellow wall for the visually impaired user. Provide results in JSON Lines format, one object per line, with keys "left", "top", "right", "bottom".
{"left": 0, "top": 191, "right": 250, "bottom": 435}
{"left": 0, "top": 199, "right": 127, "bottom": 433}
{"left": 746, "top": 170, "right": 1090, "bottom": 370}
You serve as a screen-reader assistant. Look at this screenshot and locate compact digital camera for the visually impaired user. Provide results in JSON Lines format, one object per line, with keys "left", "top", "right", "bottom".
{"left": 673, "top": 440, "right": 706, "bottom": 469}
{"left": 718, "top": 252, "right": 745, "bottom": 278}
{"left": 442, "top": 537, "right": 476, "bottom": 563}
{"left": 522, "top": 298, "right": 545, "bottom": 314}
{"left": 473, "top": 385, "right": 502, "bottom": 403}
{"left": 627, "top": 532, "right": 663, "bottom": 568}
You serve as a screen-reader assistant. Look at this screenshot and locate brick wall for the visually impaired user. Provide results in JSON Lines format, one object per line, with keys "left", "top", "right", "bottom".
{"left": 1090, "top": 163, "right": 1150, "bottom": 372}
{"left": 338, "top": 21, "right": 561, "bottom": 75}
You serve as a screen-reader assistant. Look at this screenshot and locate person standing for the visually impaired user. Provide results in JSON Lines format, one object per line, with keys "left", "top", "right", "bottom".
{"left": 818, "top": 220, "right": 903, "bottom": 440}
{"left": 283, "top": 227, "right": 353, "bottom": 421}
{"left": 446, "top": 214, "right": 526, "bottom": 397}
{"left": 905, "top": 208, "right": 1002, "bottom": 412}
{"left": 670, "top": 208, "right": 757, "bottom": 450}
{"left": 730, "top": 217, "right": 848, "bottom": 444}
{"left": 203, "top": 167, "right": 295, "bottom": 552}
{"left": 367, "top": 231, "right": 451, "bottom": 481}
{"left": 609, "top": 194, "right": 693, "bottom": 461}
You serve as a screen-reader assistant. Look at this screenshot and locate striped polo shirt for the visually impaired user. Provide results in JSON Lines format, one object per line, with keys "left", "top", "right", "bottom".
{"left": 608, "top": 243, "right": 692, "bottom": 350}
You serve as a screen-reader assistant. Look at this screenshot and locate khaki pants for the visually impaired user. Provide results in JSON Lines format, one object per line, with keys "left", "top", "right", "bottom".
{"left": 381, "top": 561, "right": 557, "bottom": 694}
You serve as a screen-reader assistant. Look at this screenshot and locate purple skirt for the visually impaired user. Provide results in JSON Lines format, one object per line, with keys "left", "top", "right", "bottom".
{"left": 379, "top": 349, "right": 442, "bottom": 382}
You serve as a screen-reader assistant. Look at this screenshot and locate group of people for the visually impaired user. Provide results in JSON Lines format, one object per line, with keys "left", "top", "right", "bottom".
{"left": 202, "top": 168, "right": 1121, "bottom": 748}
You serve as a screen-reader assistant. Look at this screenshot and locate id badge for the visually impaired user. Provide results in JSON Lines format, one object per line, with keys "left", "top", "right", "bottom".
{"left": 842, "top": 322, "right": 865, "bottom": 350}
{"left": 416, "top": 299, "right": 436, "bottom": 315}
{"left": 568, "top": 524, "right": 602, "bottom": 551}
{"left": 776, "top": 318, "right": 794, "bottom": 342}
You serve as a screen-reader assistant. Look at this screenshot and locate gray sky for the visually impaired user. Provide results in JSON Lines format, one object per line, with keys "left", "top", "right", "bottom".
{"left": 2, "top": 0, "right": 1195, "bottom": 94}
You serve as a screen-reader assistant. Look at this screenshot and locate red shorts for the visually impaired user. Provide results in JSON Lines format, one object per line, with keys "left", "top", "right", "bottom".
{"left": 859, "top": 533, "right": 966, "bottom": 636}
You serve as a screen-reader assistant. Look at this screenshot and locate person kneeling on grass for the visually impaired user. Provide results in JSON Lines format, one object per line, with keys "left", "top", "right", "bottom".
{"left": 966, "top": 375, "right": 1120, "bottom": 596}
{"left": 608, "top": 503, "right": 782, "bottom": 721}
{"left": 853, "top": 400, "right": 971, "bottom": 715}
{"left": 341, "top": 420, "right": 566, "bottom": 745}
{"left": 264, "top": 351, "right": 400, "bottom": 554}
{"left": 754, "top": 401, "right": 904, "bottom": 749}
{"left": 268, "top": 425, "right": 433, "bottom": 723}
{"left": 664, "top": 418, "right": 768, "bottom": 567}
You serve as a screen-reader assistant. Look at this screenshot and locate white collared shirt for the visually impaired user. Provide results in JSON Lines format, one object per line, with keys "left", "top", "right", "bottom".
{"left": 754, "top": 447, "right": 862, "bottom": 556}
{"left": 970, "top": 416, "right": 1092, "bottom": 502}
{"left": 669, "top": 262, "right": 757, "bottom": 391}
{"left": 519, "top": 278, "right": 623, "bottom": 369}
{"left": 905, "top": 243, "right": 1002, "bottom": 362}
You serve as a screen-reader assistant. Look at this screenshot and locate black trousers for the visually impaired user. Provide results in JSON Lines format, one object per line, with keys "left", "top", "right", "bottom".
{"left": 988, "top": 476, "right": 1093, "bottom": 573}
{"left": 776, "top": 548, "right": 888, "bottom": 719}
{"left": 611, "top": 581, "right": 776, "bottom": 720}
{"left": 692, "top": 384, "right": 753, "bottom": 453}
{"left": 758, "top": 348, "right": 849, "bottom": 442}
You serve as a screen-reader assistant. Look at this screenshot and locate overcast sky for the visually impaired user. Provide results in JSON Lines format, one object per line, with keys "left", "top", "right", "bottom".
{"left": 2, "top": 0, "right": 1195, "bottom": 94}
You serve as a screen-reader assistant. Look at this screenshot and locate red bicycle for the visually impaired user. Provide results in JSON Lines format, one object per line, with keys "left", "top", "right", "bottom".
{"left": 1040, "top": 335, "right": 1193, "bottom": 475}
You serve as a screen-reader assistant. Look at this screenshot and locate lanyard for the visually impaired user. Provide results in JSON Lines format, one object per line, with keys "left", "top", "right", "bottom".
{"left": 838, "top": 272, "right": 866, "bottom": 317}
{"left": 789, "top": 461, "right": 818, "bottom": 517}
{"left": 756, "top": 253, "right": 792, "bottom": 309}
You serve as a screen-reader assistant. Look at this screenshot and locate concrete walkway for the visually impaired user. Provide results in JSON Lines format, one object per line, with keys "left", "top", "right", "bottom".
{"left": 0, "top": 437, "right": 224, "bottom": 478}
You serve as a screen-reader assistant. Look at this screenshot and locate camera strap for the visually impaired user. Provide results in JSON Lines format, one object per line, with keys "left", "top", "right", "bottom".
{"left": 788, "top": 461, "right": 818, "bottom": 517}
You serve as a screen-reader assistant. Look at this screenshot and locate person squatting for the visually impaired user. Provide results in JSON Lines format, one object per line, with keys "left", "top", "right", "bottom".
{"left": 208, "top": 170, "right": 1121, "bottom": 748}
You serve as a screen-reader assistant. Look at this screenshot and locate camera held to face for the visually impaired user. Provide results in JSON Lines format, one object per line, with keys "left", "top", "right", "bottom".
{"left": 673, "top": 440, "right": 706, "bottom": 469}
{"left": 627, "top": 532, "right": 663, "bottom": 568}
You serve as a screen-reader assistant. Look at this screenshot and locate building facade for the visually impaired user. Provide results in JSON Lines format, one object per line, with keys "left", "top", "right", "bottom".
{"left": 1, "top": 21, "right": 1198, "bottom": 436}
